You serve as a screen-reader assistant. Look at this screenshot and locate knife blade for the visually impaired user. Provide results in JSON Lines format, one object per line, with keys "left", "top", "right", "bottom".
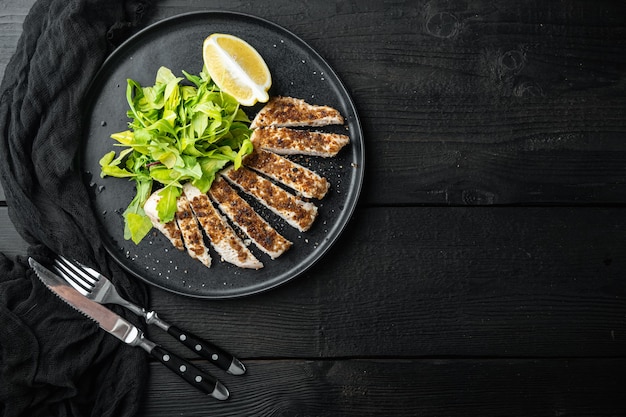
{"left": 29, "top": 257, "right": 229, "bottom": 401}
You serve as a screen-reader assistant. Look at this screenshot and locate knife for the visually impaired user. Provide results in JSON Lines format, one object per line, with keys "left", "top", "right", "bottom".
{"left": 52, "top": 255, "right": 245, "bottom": 375}
{"left": 29, "top": 257, "right": 229, "bottom": 400}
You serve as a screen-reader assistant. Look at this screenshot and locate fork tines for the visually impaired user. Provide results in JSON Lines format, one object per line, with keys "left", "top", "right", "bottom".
{"left": 53, "top": 256, "right": 97, "bottom": 294}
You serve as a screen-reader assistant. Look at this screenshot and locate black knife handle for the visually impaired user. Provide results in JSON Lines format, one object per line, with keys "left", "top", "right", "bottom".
{"left": 167, "top": 325, "right": 243, "bottom": 374}
{"left": 150, "top": 345, "right": 229, "bottom": 400}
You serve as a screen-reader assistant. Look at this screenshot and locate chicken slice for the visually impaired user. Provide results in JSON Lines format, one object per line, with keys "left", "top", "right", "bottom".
{"left": 208, "top": 176, "right": 292, "bottom": 259}
{"left": 222, "top": 166, "right": 318, "bottom": 232}
{"left": 250, "top": 126, "right": 349, "bottom": 158}
{"left": 175, "top": 194, "right": 212, "bottom": 268}
{"left": 143, "top": 190, "right": 185, "bottom": 251}
{"left": 250, "top": 96, "right": 344, "bottom": 128}
{"left": 244, "top": 148, "right": 329, "bottom": 199}
{"left": 183, "top": 183, "right": 263, "bottom": 270}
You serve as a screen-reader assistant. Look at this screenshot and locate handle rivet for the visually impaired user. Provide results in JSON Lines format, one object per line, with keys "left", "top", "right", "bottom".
{"left": 195, "top": 344, "right": 202, "bottom": 351}
{"left": 180, "top": 334, "right": 187, "bottom": 341}
{"left": 195, "top": 376, "right": 202, "bottom": 383}
{"left": 212, "top": 354, "right": 218, "bottom": 361}
{"left": 179, "top": 365, "right": 187, "bottom": 372}
{"left": 163, "top": 354, "right": 170, "bottom": 362}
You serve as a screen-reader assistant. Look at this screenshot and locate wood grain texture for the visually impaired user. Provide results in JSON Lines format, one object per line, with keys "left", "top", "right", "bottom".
{"left": 0, "top": 0, "right": 36, "bottom": 77}
{"left": 0, "top": 207, "right": 29, "bottom": 257}
{"left": 0, "top": 0, "right": 34, "bottom": 203}
{"left": 1, "top": 1, "right": 626, "bottom": 416}
{"left": 145, "top": 206, "right": 626, "bottom": 359}
{"left": 138, "top": 358, "right": 626, "bottom": 417}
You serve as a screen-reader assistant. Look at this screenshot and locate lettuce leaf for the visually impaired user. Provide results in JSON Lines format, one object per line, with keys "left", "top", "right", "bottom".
{"left": 100, "top": 66, "right": 254, "bottom": 244}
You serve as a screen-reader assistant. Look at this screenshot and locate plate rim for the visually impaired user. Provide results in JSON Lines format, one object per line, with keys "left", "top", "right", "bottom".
{"left": 83, "top": 10, "right": 365, "bottom": 299}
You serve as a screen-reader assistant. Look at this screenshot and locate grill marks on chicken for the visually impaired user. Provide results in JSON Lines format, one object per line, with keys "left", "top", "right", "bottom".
{"left": 209, "top": 176, "right": 292, "bottom": 259}
{"left": 250, "top": 96, "right": 344, "bottom": 129}
{"left": 223, "top": 166, "right": 318, "bottom": 232}
{"left": 183, "top": 183, "right": 263, "bottom": 270}
{"left": 244, "top": 148, "right": 329, "bottom": 199}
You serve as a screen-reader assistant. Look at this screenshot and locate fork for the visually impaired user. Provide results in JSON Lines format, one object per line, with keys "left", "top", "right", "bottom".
{"left": 53, "top": 255, "right": 246, "bottom": 375}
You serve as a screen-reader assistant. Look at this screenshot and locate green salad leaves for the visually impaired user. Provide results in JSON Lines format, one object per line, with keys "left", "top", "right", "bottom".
{"left": 99, "top": 66, "right": 254, "bottom": 244}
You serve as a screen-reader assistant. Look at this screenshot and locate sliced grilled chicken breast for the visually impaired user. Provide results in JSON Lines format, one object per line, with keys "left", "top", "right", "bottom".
{"left": 244, "top": 148, "right": 329, "bottom": 199}
{"left": 209, "top": 176, "right": 292, "bottom": 259}
{"left": 183, "top": 183, "right": 263, "bottom": 270}
{"left": 175, "top": 194, "right": 212, "bottom": 268}
{"left": 222, "top": 166, "right": 318, "bottom": 232}
{"left": 143, "top": 190, "right": 185, "bottom": 251}
{"left": 250, "top": 126, "right": 349, "bottom": 158}
{"left": 250, "top": 96, "right": 344, "bottom": 128}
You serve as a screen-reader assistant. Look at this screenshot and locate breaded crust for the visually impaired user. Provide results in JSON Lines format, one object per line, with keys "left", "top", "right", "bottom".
{"left": 250, "top": 96, "right": 344, "bottom": 128}
{"left": 175, "top": 195, "right": 212, "bottom": 267}
{"left": 222, "top": 166, "right": 318, "bottom": 232}
{"left": 183, "top": 183, "right": 263, "bottom": 270}
{"left": 250, "top": 126, "right": 350, "bottom": 158}
{"left": 209, "top": 176, "right": 292, "bottom": 259}
{"left": 244, "top": 148, "right": 329, "bottom": 199}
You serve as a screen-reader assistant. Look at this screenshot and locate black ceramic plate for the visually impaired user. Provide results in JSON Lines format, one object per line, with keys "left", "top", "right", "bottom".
{"left": 82, "top": 11, "right": 364, "bottom": 298}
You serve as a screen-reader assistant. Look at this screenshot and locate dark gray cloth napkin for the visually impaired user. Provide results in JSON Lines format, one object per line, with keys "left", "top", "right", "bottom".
{"left": 0, "top": 0, "right": 153, "bottom": 416}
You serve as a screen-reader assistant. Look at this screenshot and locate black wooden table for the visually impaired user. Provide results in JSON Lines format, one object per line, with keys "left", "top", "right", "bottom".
{"left": 2, "top": 1, "right": 626, "bottom": 415}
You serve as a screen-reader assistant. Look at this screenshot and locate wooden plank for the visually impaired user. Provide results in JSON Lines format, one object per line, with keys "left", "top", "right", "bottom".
{"left": 146, "top": 206, "right": 626, "bottom": 359}
{"left": 138, "top": 358, "right": 626, "bottom": 417}
{"left": 0, "top": 0, "right": 33, "bottom": 203}
{"left": 0, "top": 0, "right": 36, "bottom": 77}
{"left": 0, "top": 207, "right": 29, "bottom": 257}
{"left": 362, "top": 131, "right": 626, "bottom": 205}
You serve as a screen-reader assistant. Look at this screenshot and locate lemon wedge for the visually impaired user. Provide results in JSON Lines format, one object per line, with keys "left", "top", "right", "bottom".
{"left": 202, "top": 33, "right": 272, "bottom": 106}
